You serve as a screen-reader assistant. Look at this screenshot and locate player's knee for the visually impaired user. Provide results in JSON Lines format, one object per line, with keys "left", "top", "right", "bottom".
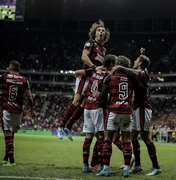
{"left": 98, "top": 131, "right": 104, "bottom": 139}
{"left": 4, "top": 130, "right": 12, "bottom": 136}
{"left": 86, "top": 133, "right": 94, "bottom": 140}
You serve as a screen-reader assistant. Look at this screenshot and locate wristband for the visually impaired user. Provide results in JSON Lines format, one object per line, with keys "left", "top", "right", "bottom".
{"left": 91, "top": 65, "right": 97, "bottom": 71}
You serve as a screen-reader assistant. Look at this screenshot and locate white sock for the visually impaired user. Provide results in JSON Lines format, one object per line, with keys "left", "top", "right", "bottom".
{"left": 103, "top": 165, "right": 109, "bottom": 169}
{"left": 123, "top": 165, "right": 130, "bottom": 170}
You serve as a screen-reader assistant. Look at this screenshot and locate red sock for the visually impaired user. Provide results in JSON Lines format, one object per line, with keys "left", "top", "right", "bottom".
{"left": 123, "top": 141, "right": 132, "bottom": 166}
{"left": 102, "top": 140, "right": 112, "bottom": 166}
{"left": 60, "top": 104, "right": 77, "bottom": 127}
{"left": 83, "top": 138, "right": 93, "bottom": 165}
{"left": 5, "top": 136, "right": 14, "bottom": 163}
{"left": 66, "top": 106, "right": 84, "bottom": 130}
{"left": 97, "top": 137, "right": 104, "bottom": 165}
{"left": 113, "top": 139, "right": 123, "bottom": 151}
{"left": 91, "top": 140, "right": 99, "bottom": 167}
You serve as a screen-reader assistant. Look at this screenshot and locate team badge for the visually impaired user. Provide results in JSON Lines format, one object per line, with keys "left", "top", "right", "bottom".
{"left": 85, "top": 42, "right": 91, "bottom": 47}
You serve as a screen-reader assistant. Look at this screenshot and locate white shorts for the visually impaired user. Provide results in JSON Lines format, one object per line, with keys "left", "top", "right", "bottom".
{"left": 106, "top": 112, "right": 133, "bottom": 132}
{"left": 132, "top": 107, "right": 152, "bottom": 131}
{"left": 75, "top": 76, "right": 89, "bottom": 96}
{"left": 2, "top": 110, "right": 22, "bottom": 133}
{"left": 83, "top": 108, "right": 104, "bottom": 133}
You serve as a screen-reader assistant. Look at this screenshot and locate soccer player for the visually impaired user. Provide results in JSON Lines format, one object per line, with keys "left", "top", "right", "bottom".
{"left": 112, "top": 48, "right": 162, "bottom": 176}
{"left": 58, "top": 20, "right": 110, "bottom": 140}
{"left": 80, "top": 54, "right": 116, "bottom": 173}
{"left": 96, "top": 56, "right": 133, "bottom": 177}
{"left": 0, "top": 60, "right": 34, "bottom": 167}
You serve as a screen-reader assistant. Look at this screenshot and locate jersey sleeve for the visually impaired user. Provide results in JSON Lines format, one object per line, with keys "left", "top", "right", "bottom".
{"left": 99, "top": 75, "right": 110, "bottom": 100}
{"left": 103, "top": 75, "right": 110, "bottom": 88}
{"left": 83, "top": 40, "right": 94, "bottom": 52}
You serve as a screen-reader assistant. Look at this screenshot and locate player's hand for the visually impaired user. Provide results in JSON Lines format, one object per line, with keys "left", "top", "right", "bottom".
{"left": 140, "top": 47, "right": 145, "bottom": 55}
{"left": 95, "top": 66, "right": 103, "bottom": 71}
{"left": 92, "top": 90, "right": 100, "bottom": 98}
{"left": 26, "top": 108, "right": 33, "bottom": 117}
{"left": 74, "top": 73, "right": 80, "bottom": 78}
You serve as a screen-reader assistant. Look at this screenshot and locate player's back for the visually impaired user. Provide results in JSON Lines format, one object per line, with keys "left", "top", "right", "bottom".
{"left": 108, "top": 73, "right": 133, "bottom": 114}
{"left": 133, "top": 69, "right": 152, "bottom": 109}
{"left": 85, "top": 67, "right": 108, "bottom": 110}
{"left": 1, "top": 73, "right": 29, "bottom": 114}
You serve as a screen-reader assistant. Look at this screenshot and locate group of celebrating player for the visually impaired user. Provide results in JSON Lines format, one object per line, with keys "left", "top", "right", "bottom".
{"left": 0, "top": 16, "right": 162, "bottom": 177}
{"left": 58, "top": 20, "right": 162, "bottom": 177}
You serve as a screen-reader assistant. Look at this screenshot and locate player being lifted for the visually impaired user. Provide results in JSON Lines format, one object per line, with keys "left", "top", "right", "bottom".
{"left": 58, "top": 20, "right": 110, "bottom": 140}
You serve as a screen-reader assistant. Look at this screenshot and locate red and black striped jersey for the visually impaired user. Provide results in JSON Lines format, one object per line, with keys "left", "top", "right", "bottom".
{"left": 0, "top": 73, "right": 30, "bottom": 114}
{"left": 85, "top": 67, "right": 108, "bottom": 110}
{"left": 133, "top": 69, "right": 152, "bottom": 109}
{"left": 83, "top": 40, "right": 106, "bottom": 68}
{"left": 102, "top": 73, "right": 133, "bottom": 115}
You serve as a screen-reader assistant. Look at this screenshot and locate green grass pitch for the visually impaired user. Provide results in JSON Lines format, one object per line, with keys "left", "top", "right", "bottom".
{"left": 0, "top": 6, "right": 15, "bottom": 20}
{"left": 0, "top": 133, "right": 175, "bottom": 180}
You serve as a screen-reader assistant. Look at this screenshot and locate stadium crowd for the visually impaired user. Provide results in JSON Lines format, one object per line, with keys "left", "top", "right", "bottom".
{"left": 0, "top": 30, "right": 176, "bottom": 132}
{"left": 1, "top": 30, "right": 176, "bottom": 73}
{"left": 16, "top": 95, "right": 175, "bottom": 132}
{"left": 21, "top": 94, "right": 83, "bottom": 132}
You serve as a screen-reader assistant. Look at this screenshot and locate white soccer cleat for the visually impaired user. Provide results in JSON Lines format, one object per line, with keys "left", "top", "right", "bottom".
{"left": 129, "top": 165, "right": 143, "bottom": 174}
{"left": 64, "top": 127, "right": 73, "bottom": 141}
{"left": 57, "top": 127, "right": 64, "bottom": 139}
{"left": 146, "top": 167, "right": 162, "bottom": 176}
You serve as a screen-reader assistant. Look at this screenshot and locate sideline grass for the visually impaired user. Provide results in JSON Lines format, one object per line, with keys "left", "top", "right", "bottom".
{"left": 0, "top": 133, "right": 175, "bottom": 180}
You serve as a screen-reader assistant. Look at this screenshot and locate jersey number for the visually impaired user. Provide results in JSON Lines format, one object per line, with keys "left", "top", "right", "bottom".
{"left": 91, "top": 80, "right": 98, "bottom": 93}
{"left": 9, "top": 85, "right": 18, "bottom": 101}
{"left": 119, "top": 82, "right": 128, "bottom": 100}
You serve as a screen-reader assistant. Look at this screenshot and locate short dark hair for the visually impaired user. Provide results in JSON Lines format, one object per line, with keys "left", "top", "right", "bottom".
{"left": 10, "top": 60, "right": 20, "bottom": 71}
{"left": 139, "top": 55, "right": 150, "bottom": 69}
{"left": 116, "top": 56, "right": 131, "bottom": 68}
{"left": 103, "top": 54, "right": 116, "bottom": 67}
